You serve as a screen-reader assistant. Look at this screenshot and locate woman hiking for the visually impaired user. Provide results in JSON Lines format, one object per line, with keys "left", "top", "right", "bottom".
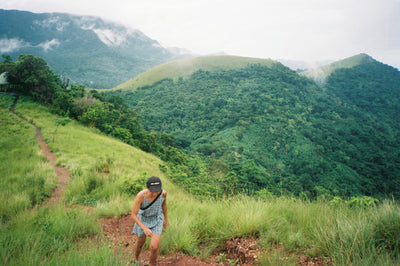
{"left": 131, "top": 176, "right": 168, "bottom": 266}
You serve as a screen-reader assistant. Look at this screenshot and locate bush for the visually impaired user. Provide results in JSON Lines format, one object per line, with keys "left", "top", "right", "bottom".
{"left": 94, "top": 158, "right": 113, "bottom": 174}
{"left": 346, "top": 196, "right": 379, "bottom": 208}
{"left": 121, "top": 176, "right": 147, "bottom": 196}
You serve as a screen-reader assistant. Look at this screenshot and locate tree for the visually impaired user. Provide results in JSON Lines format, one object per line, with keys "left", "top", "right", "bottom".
{"left": 7, "top": 54, "right": 61, "bottom": 103}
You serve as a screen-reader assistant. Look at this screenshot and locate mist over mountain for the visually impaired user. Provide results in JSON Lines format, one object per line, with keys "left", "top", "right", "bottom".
{"left": 0, "top": 9, "right": 191, "bottom": 88}
{"left": 277, "top": 58, "right": 334, "bottom": 72}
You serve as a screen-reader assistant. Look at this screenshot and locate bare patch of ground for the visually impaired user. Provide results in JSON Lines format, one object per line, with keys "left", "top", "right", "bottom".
{"left": 218, "top": 237, "right": 260, "bottom": 265}
{"left": 101, "top": 213, "right": 219, "bottom": 265}
{"left": 299, "top": 255, "right": 332, "bottom": 266}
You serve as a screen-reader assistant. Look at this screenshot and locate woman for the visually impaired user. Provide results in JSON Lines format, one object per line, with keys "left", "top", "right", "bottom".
{"left": 131, "top": 176, "right": 168, "bottom": 266}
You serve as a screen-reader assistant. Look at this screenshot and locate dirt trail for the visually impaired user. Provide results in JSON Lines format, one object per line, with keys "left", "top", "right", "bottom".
{"left": 10, "top": 96, "right": 70, "bottom": 205}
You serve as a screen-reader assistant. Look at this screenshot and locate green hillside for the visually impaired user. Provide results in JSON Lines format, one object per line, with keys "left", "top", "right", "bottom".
{"left": 108, "top": 55, "right": 400, "bottom": 199}
{"left": 325, "top": 59, "right": 400, "bottom": 131}
{"left": 1, "top": 94, "right": 400, "bottom": 265}
{"left": 111, "top": 55, "right": 277, "bottom": 91}
{"left": 301, "top": 53, "right": 375, "bottom": 85}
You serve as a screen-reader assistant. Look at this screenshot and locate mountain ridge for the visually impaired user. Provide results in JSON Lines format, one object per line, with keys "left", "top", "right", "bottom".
{"left": 0, "top": 9, "right": 191, "bottom": 88}
{"left": 111, "top": 55, "right": 278, "bottom": 91}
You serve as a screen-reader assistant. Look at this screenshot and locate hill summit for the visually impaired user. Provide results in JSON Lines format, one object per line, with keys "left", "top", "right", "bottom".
{"left": 112, "top": 55, "right": 277, "bottom": 91}
{"left": 301, "top": 53, "right": 375, "bottom": 85}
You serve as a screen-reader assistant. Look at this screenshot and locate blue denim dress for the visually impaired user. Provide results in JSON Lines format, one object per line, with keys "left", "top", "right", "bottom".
{"left": 133, "top": 190, "right": 164, "bottom": 237}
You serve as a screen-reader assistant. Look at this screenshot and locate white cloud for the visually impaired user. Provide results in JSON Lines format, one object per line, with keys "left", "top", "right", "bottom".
{"left": 0, "top": 37, "right": 60, "bottom": 53}
{"left": 92, "top": 28, "right": 126, "bottom": 46}
{"left": 33, "top": 16, "right": 70, "bottom": 31}
{"left": 0, "top": 38, "right": 26, "bottom": 53}
{"left": 38, "top": 39, "right": 60, "bottom": 51}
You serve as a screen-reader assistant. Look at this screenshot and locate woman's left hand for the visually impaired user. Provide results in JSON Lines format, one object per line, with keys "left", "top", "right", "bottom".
{"left": 163, "top": 219, "right": 168, "bottom": 229}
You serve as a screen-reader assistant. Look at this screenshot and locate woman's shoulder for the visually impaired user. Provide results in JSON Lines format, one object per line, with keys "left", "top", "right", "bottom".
{"left": 162, "top": 189, "right": 167, "bottom": 199}
{"left": 135, "top": 189, "right": 146, "bottom": 199}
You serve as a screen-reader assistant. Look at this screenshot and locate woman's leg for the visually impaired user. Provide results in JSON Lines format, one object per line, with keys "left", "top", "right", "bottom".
{"left": 149, "top": 234, "right": 161, "bottom": 266}
{"left": 134, "top": 235, "right": 147, "bottom": 261}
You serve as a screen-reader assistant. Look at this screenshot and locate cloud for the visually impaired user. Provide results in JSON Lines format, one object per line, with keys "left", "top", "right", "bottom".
{"left": 92, "top": 28, "right": 127, "bottom": 46}
{"left": 33, "top": 16, "right": 70, "bottom": 31}
{"left": 0, "top": 37, "right": 60, "bottom": 53}
{"left": 38, "top": 39, "right": 60, "bottom": 51}
{"left": 0, "top": 38, "right": 27, "bottom": 53}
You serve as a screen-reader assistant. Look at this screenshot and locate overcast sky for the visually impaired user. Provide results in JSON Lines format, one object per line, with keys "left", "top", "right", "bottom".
{"left": 2, "top": 0, "right": 400, "bottom": 69}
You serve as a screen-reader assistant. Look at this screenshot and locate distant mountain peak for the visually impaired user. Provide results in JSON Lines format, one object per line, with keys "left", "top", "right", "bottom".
{"left": 0, "top": 9, "right": 190, "bottom": 88}
{"left": 301, "top": 53, "right": 377, "bottom": 85}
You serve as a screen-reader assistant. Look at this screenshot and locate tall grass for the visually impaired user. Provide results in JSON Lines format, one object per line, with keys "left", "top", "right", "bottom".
{"left": 313, "top": 201, "right": 400, "bottom": 265}
{"left": 160, "top": 196, "right": 400, "bottom": 265}
{"left": 0, "top": 205, "right": 107, "bottom": 265}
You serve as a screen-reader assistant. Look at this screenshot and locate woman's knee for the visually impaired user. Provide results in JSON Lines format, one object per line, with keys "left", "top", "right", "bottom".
{"left": 150, "top": 244, "right": 159, "bottom": 252}
{"left": 150, "top": 235, "right": 161, "bottom": 251}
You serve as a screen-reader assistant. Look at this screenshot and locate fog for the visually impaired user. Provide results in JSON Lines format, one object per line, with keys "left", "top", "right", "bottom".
{"left": 2, "top": 0, "right": 400, "bottom": 68}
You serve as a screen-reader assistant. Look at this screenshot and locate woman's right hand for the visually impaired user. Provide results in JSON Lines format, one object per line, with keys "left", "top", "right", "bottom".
{"left": 143, "top": 227, "right": 153, "bottom": 237}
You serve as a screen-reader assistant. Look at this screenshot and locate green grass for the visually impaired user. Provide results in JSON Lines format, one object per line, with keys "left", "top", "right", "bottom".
{"left": 0, "top": 95, "right": 56, "bottom": 222}
{"left": 162, "top": 196, "right": 400, "bottom": 265}
{"left": 1, "top": 94, "right": 399, "bottom": 265}
{"left": 0, "top": 205, "right": 116, "bottom": 265}
{"left": 110, "top": 55, "right": 277, "bottom": 92}
{"left": 13, "top": 96, "right": 169, "bottom": 210}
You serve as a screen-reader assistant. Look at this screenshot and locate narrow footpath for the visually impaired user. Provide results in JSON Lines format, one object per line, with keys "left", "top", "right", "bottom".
{"left": 10, "top": 96, "right": 70, "bottom": 206}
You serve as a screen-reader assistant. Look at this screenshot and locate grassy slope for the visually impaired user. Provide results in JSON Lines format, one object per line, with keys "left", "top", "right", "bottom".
{"left": 300, "top": 53, "right": 375, "bottom": 85}
{"left": 13, "top": 96, "right": 185, "bottom": 211}
{"left": 110, "top": 55, "right": 277, "bottom": 91}
{"left": 0, "top": 95, "right": 56, "bottom": 221}
{"left": 1, "top": 94, "right": 399, "bottom": 265}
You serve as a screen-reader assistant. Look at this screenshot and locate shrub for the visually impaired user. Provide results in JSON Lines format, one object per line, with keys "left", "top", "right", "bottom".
{"left": 346, "top": 196, "right": 379, "bottom": 208}
{"left": 121, "top": 176, "right": 147, "bottom": 195}
{"left": 94, "top": 158, "right": 113, "bottom": 174}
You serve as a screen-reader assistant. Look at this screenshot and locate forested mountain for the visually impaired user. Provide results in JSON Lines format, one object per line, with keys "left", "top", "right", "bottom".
{"left": 107, "top": 55, "right": 400, "bottom": 199}
{"left": 0, "top": 9, "right": 189, "bottom": 88}
{"left": 112, "top": 56, "right": 276, "bottom": 91}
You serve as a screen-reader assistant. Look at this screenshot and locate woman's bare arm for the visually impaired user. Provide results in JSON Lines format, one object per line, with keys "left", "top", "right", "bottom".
{"left": 162, "top": 190, "right": 168, "bottom": 229}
